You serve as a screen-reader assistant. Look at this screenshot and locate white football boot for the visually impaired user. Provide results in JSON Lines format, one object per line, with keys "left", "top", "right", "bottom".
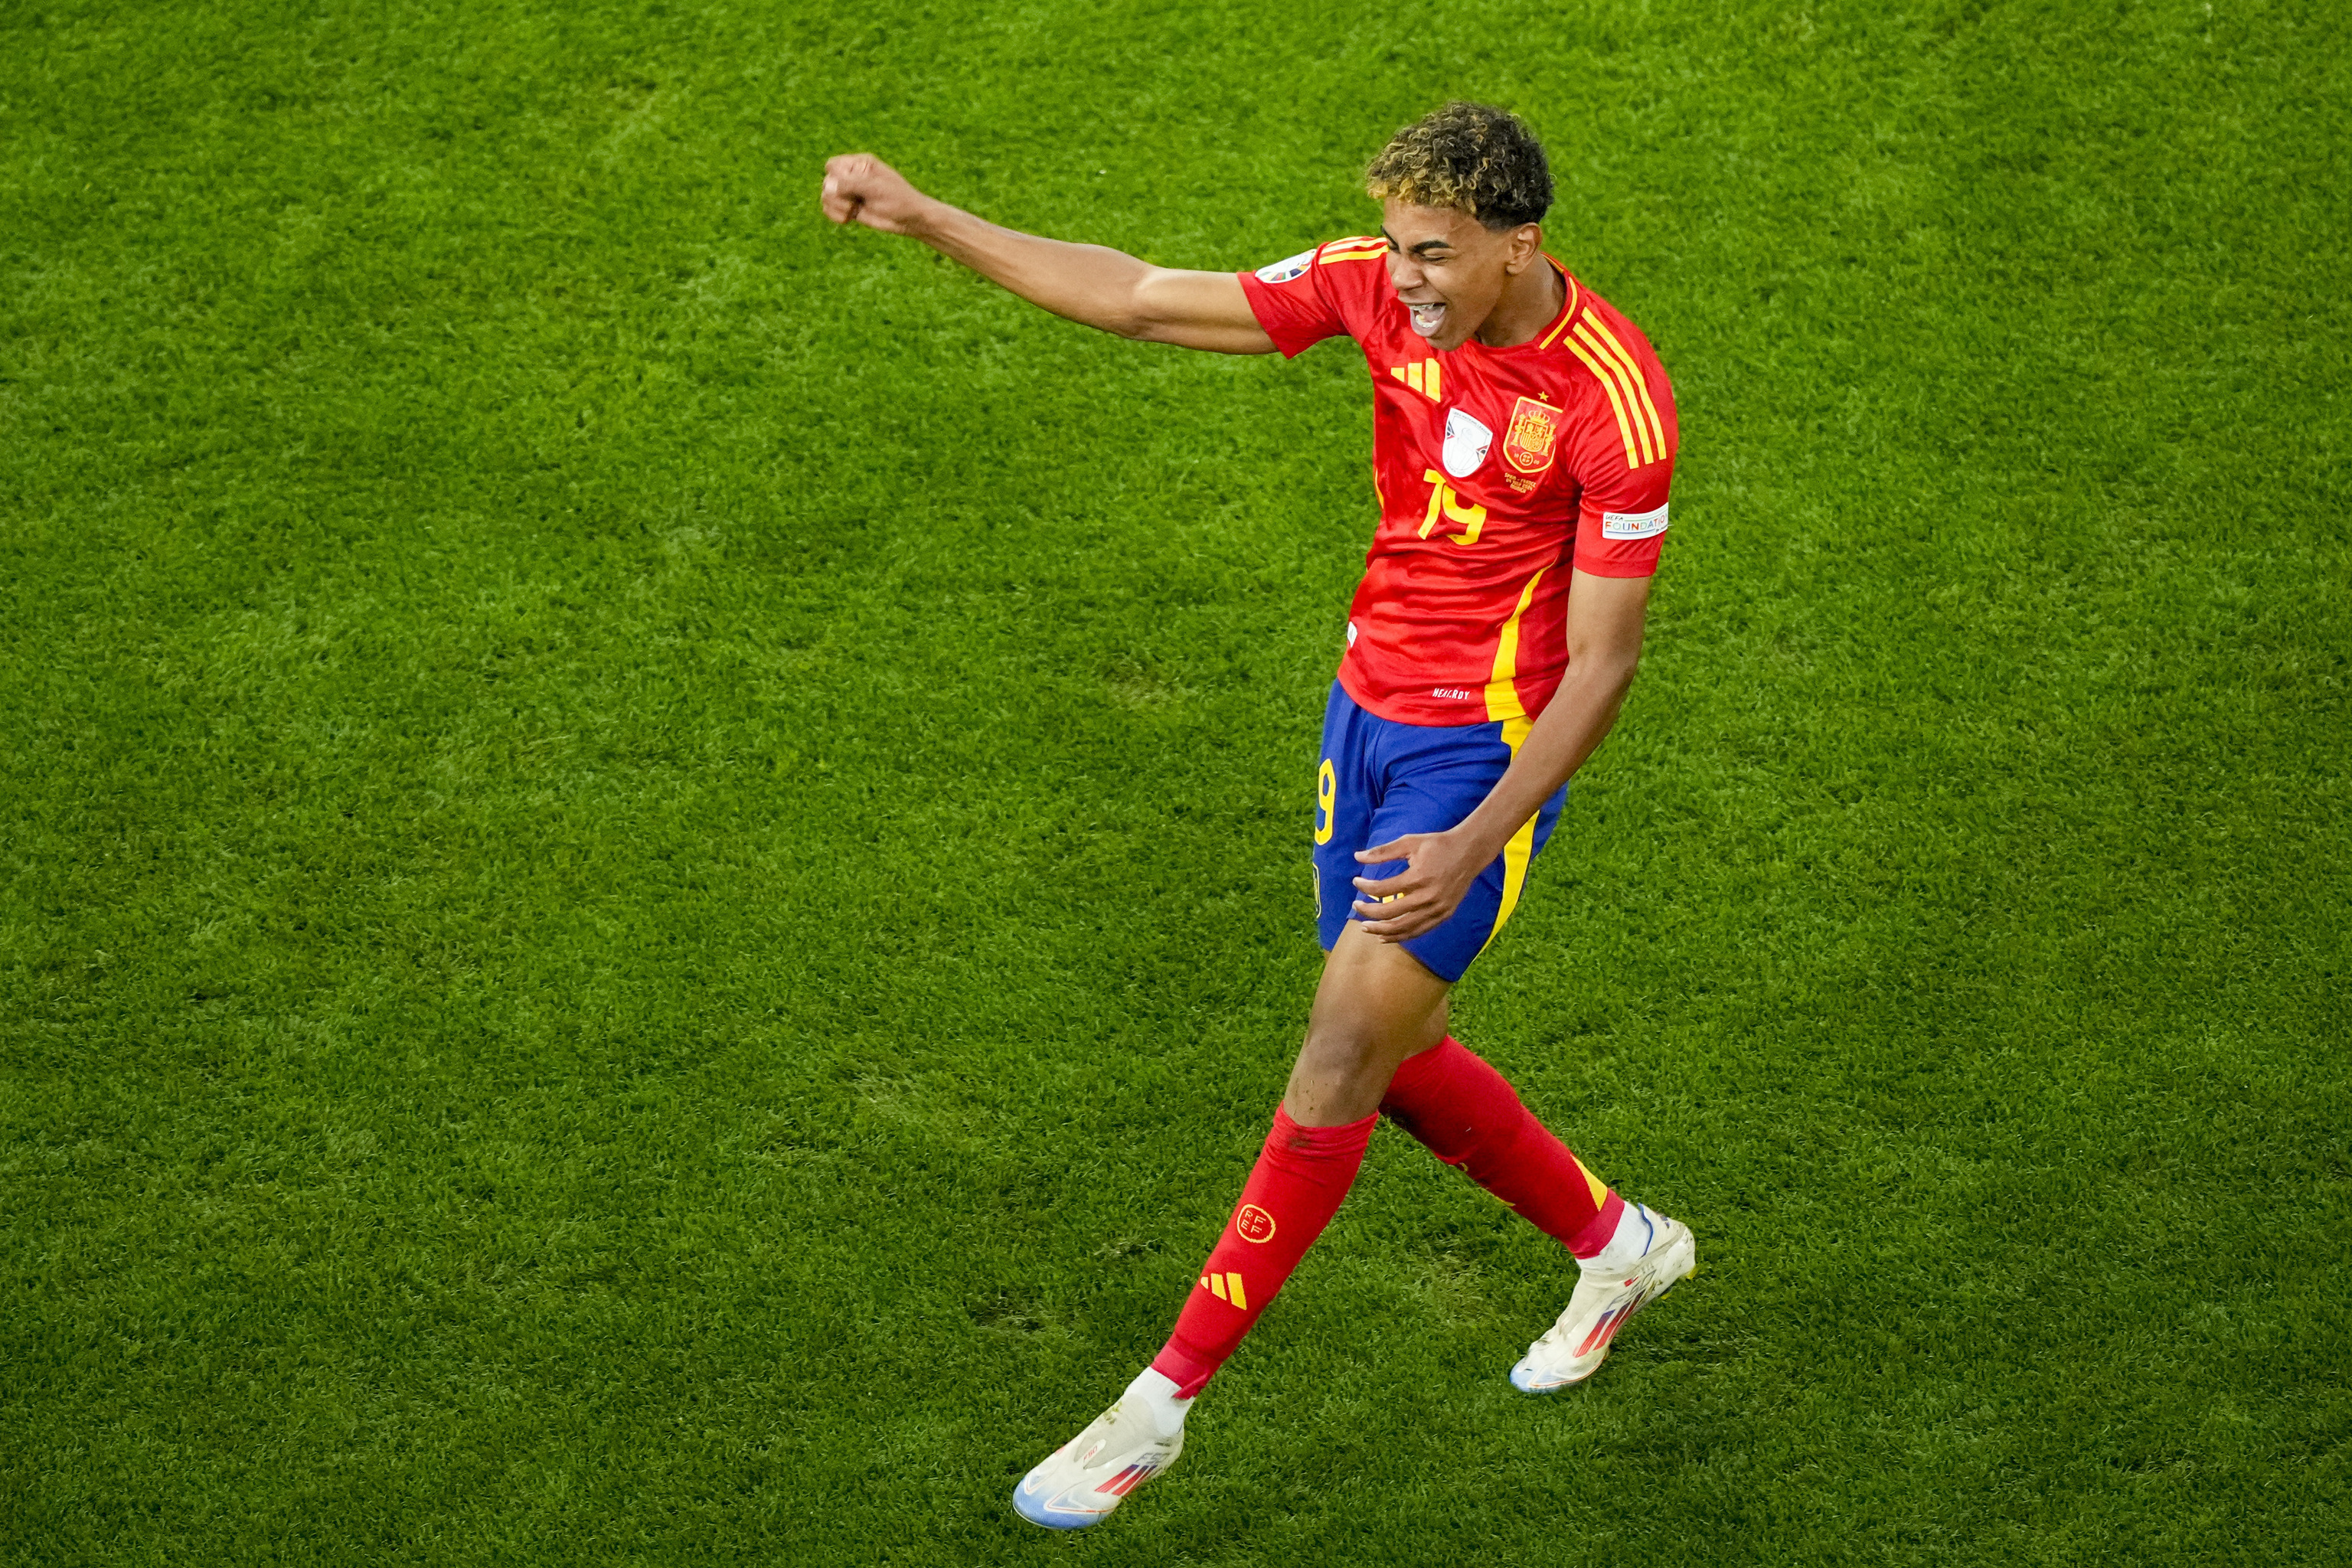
{"left": 1011, "top": 1370, "right": 1189, "bottom": 1530}
{"left": 1510, "top": 1202, "right": 1697, "bottom": 1393}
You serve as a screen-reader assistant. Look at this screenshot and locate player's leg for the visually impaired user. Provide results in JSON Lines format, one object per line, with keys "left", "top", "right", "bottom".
{"left": 1352, "top": 719, "right": 1697, "bottom": 1390}
{"left": 1013, "top": 687, "right": 1420, "bottom": 1530}
{"left": 1012, "top": 927, "right": 1443, "bottom": 1530}
{"left": 1282, "top": 916, "right": 1452, "bottom": 1125}
{"left": 1380, "top": 1034, "right": 1695, "bottom": 1389}
{"left": 1380, "top": 1034, "right": 1622, "bottom": 1256}
{"left": 1149, "top": 923, "right": 1447, "bottom": 1372}
{"left": 1142, "top": 700, "right": 1457, "bottom": 1395}
{"left": 1361, "top": 734, "right": 1623, "bottom": 1250}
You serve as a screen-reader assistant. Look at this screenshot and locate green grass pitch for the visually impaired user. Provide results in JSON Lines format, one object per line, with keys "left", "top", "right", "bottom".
{"left": 4, "top": 0, "right": 2347, "bottom": 1561}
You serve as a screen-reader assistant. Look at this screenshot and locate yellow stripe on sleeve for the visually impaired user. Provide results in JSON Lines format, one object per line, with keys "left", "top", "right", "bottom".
{"left": 1573, "top": 320, "right": 1655, "bottom": 466}
{"left": 1580, "top": 314, "right": 1668, "bottom": 461}
{"left": 1561, "top": 334, "right": 1640, "bottom": 467}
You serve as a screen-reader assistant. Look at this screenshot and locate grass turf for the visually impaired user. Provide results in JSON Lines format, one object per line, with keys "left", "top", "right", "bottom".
{"left": 5, "top": 0, "right": 2349, "bottom": 1561}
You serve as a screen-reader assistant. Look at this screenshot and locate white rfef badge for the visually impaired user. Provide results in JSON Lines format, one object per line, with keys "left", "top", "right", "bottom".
{"left": 1255, "top": 250, "right": 1315, "bottom": 283}
{"left": 1442, "top": 407, "right": 1492, "bottom": 478}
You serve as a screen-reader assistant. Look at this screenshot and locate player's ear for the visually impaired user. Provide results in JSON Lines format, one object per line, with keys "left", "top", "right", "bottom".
{"left": 1503, "top": 222, "right": 1543, "bottom": 273}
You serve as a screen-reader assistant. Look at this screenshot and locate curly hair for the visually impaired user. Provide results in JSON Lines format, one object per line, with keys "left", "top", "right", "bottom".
{"left": 1364, "top": 102, "right": 1552, "bottom": 230}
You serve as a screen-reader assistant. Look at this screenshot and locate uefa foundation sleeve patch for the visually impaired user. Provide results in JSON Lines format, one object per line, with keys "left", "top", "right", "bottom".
{"left": 1601, "top": 503, "right": 1669, "bottom": 541}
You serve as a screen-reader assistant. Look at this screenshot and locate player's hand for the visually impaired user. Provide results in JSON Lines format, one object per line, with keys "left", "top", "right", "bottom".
{"left": 821, "top": 153, "right": 936, "bottom": 236}
{"left": 1350, "top": 829, "right": 1491, "bottom": 941}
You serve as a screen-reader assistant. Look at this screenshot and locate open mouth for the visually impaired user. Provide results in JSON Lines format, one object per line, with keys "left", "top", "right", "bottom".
{"left": 1406, "top": 300, "right": 1447, "bottom": 338}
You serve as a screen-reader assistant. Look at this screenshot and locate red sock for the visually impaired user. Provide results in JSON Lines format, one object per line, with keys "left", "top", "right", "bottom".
{"left": 1380, "top": 1036, "right": 1624, "bottom": 1256}
{"left": 1149, "top": 1106, "right": 1377, "bottom": 1398}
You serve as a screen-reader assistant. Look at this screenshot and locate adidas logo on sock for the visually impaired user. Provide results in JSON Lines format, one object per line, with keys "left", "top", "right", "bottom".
{"left": 1197, "top": 1271, "right": 1248, "bottom": 1309}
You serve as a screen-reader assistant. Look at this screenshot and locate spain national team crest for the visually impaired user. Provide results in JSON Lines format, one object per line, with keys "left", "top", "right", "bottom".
{"left": 1503, "top": 395, "right": 1563, "bottom": 475}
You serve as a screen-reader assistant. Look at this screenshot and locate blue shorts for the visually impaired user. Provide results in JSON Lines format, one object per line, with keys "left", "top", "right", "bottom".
{"left": 1312, "top": 681, "right": 1569, "bottom": 983}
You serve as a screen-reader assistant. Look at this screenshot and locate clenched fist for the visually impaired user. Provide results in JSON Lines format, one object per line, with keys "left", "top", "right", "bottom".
{"left": 820, "top": 153, "right": 937, "bottom": 236}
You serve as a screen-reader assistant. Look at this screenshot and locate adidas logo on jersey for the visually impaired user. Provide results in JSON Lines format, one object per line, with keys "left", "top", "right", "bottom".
{"left": 1389, "top": 359, "right": 1442, "bottom": 402}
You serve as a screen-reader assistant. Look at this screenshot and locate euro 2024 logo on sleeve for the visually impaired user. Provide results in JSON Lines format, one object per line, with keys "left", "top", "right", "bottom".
{"left": 1256, "top": 250, "right": 1315, "bottom": 284}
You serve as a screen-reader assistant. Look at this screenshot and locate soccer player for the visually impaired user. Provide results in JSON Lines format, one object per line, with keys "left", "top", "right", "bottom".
{"left": 822, "top": 102, "right": 1694, "bottom": 1530}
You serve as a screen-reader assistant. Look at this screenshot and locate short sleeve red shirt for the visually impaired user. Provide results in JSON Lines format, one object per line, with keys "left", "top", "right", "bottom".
{"left": 1239, "top": 237, "right": 1677, "bottom": 727}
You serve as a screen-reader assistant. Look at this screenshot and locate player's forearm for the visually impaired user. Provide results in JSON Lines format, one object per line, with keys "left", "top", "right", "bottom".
{"left": 1456, "top": 655, "right": 1640, "bottom": 860}
{"left": 908, "top": 201, "right": 1160, "bottom": 338}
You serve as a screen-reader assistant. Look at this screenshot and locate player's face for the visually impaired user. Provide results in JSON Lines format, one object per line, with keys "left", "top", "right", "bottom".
{"left": 1380, "top": 199, "right": 1539, "bottom": 351}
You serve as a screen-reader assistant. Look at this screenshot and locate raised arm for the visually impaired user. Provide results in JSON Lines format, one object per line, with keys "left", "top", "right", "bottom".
{"left": 821, "top": 154, "right": 1278, "bottom": 356}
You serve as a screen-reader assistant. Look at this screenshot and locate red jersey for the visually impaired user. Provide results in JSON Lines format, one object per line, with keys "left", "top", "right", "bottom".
{"left": 1239, "top": 237, "right": 1677, "bottom": 727}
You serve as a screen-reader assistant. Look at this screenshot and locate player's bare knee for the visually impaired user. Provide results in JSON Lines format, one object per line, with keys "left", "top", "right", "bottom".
{"left": 1295, "top": 1015, "right": 1394, "bottom": 1086}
